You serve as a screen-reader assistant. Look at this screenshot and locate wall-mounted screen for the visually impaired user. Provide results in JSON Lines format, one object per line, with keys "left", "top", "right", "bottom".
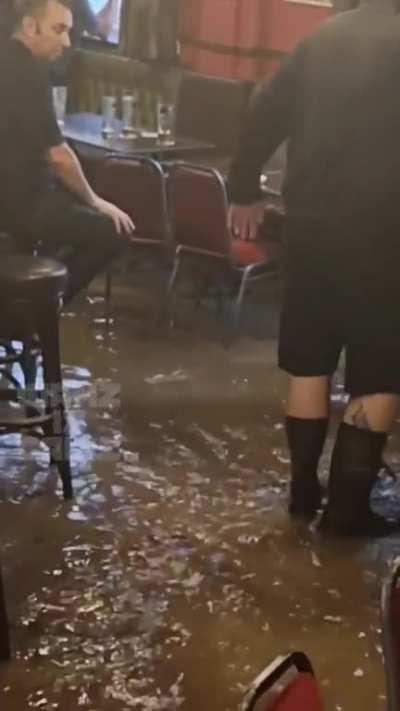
{"left": 81, "top": 0, "right": 124, "bottom": 46}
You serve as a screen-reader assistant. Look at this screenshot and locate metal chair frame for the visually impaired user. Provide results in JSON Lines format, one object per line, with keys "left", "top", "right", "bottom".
{"left": 96, "top": 155, "right": 171, "bottom": 313}
{"left": 166, "top": 163, "right": 280, "bottom": 327}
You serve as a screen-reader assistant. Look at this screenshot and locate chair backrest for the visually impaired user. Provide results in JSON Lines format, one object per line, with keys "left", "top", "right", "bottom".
{"left": 0, "top": 563, "right": 10, "bottom": 661}
{"left": 96, "top": 156, "right": 169, "bottom": 244}
{"left": 381, "top": 558, "right": 400, "bottom": 711}
{"left": 167, "top": 163, "right": 231, "bottom": 257}
{"left": 175, "top": 71, "right": 253, "bottom": 153}
{"left": 242, "top": 652, "right": 324, "bottom": 711}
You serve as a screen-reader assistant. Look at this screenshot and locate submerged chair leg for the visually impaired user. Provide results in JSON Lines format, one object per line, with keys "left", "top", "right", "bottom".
{"left": 0, "top": 563, "right": 10, "bottom": 661}
{"left": 20, "top": 341, "right": 38, "bottom": 392}
{"left": 39, "top": 307, "right": 73, "bottom": 500}
{"left": 234, "top": 266, "right": 253, "bottom": 328}
{"left": 105, "top": 269, "right": 112, "bottom": 325}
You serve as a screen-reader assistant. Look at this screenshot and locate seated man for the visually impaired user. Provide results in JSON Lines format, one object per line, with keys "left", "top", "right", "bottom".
{"left": 50, "top": 0, "right": 122, "bottom": 85}
{"left": 0, "top": 0, "right": 134, "bottom": 304}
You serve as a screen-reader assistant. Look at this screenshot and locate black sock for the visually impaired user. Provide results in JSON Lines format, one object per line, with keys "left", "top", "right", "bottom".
{"left": 285, "top": 416, "right": 329, "bottom": 516}
{"left": 286, "top": 416, "right": 329, "bottom": 476}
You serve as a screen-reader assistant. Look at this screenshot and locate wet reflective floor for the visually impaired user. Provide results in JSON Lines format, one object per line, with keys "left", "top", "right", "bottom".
{"left": 1, "top": 272, "right": 400, "bottom": 710}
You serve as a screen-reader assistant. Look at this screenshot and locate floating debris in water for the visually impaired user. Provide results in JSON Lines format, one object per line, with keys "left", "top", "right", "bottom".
{"left": 353, "top": 668, "right": 365, "bottom": 678}
{"left": 310, "top": 552, "right": 322, "bottom": 568}
{"left": 144, "top": 370, "right": 188, "bottom": 385}
{"left": 323, "top": 615, "right": 343, "bottom": 624}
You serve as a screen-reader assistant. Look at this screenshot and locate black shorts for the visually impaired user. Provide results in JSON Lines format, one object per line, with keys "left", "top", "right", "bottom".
{"left": 278, "top": 215, "right": 400, "bottom": 397}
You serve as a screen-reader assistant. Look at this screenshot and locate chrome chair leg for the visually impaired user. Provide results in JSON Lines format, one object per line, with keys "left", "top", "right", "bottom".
{"left": 165, "top": 254, "right": 181, "bottom": 327}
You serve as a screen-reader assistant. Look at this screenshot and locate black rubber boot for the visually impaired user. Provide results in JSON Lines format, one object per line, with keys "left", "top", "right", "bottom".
{"left": 320, "top": 422, "right": 399, "bottom": 537}
{"left": 286, "top": 416, "right": 329, "bottom": 519}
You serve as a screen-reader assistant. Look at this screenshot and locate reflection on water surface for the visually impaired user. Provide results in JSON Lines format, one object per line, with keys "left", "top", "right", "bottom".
{"left": 0, "top": 282, "right": 398, "bottom": 710}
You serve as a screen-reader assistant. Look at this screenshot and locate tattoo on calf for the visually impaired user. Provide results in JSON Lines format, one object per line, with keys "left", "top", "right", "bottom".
{"left": 350, "top": 404, "right": 372, "bottom": 431}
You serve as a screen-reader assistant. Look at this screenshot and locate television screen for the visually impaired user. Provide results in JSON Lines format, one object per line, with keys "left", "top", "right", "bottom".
{"left": 80, "top": 0, "right": 124, "bottom": 46}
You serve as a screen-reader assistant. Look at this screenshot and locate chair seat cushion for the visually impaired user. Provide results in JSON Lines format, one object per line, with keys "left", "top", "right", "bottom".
{"left": 231, "top": 238, "right": 282, "bottom": 268}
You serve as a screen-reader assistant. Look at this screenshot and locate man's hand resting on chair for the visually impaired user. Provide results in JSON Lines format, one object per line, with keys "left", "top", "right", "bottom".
{"left": 91, "top": 196, "right": 135, "bottom": 235}
{"left": 227, "top": 201, "right": 266, "bottom": 242}
{"left": 47, "top": 143, "right": 135, "bottom": 236}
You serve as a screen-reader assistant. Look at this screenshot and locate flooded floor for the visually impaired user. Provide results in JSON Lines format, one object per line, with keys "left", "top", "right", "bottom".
{"left": 0, "top": 269, "right": 399, "bottom": 710}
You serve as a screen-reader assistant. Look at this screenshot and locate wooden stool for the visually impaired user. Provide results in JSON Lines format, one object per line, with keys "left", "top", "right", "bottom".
{"left": 0, "top": 255, "right": 72, "bottom": 499}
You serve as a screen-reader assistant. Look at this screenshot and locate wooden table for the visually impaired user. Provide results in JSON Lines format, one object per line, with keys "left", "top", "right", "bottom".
{"left": 63, "top": 112, "right": 215, "bottom": 160}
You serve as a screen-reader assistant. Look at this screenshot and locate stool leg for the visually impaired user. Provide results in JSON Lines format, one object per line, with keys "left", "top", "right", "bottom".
{"left": 38, "top": 306, "right": 73, "bottom": 500}
{"left": 20, "top": 341, "right": 38, "bottom": 392}
{"left": 0, "top": 563, "right": 10, "bottom": 661}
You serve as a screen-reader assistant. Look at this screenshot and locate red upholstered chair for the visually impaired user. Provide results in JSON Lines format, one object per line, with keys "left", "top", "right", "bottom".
{"left": 381, "top": 558, "right": 400, "bottom": 711}
{"left": 95, "top": 156, "right": 171, "bottom": 306}
{"left": 0, "top": 563, "right": 10, "bottom": 661}
{"left": 242, "top": 652, "right": 324, "bottom": 711}
{"left": 166, "top": 163, "right": 282, "bottom": 326}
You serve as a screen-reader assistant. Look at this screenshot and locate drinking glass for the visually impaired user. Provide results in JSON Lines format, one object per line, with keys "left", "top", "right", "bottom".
{"left": 156, "top": 100, "right": 175, "bottom": 145}
{"left": 52, "top": 86, "right": 67, "bottom": 128}
{"left": 120, "top": 94, "right": 139, "bottom": 138}
{"left": 101, "top": 96, "right": 117, "bottom": 138}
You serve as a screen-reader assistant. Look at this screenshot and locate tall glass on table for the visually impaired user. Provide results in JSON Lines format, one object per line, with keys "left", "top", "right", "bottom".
{"left": 156, "top": 99, "right": 175, "bottom": 146}
{"left": 120, "top": 93, "right": 140, "bottom": 138}
{"left": 101, "top": 96, "right": 117, "bottom": 138}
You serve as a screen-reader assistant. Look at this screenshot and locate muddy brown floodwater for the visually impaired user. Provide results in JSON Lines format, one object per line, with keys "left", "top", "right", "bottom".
{"left": 0, "top": 274, "right": 399, "bottom": 710}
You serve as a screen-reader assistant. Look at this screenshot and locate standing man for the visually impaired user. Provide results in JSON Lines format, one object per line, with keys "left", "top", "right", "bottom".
{"left": 228, "top": 0, "right": 400, "bottom": 537}
{"left": 0, "top": 0, "right": 134, "bottom": 303}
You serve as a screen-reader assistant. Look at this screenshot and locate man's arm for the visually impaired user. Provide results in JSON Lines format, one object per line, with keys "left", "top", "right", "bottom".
{"left": 227, "top": 41, "right": 306, "bottom": 240}
{"left": 40, "top": 79, "right": 134, "bottom": 235}
{"left": 47, "top": 142, "right": 134, "bottom": 234}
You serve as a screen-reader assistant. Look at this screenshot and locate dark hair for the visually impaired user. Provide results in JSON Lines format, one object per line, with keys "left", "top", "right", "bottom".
{"left": 3, "top": 0, "right": 72, "bottom": 33}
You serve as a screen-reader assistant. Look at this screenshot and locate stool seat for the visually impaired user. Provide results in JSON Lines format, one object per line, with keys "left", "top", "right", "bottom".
{"left": 0, "top": 253, "right": 73, "bottom": 499}
{"left": 0, "top": 255, "right": 67, "bottom": 300}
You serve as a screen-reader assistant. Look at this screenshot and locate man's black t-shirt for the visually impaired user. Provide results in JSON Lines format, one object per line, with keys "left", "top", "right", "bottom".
{"left": 0, "top": 39, "right": 62, "bottom": 231}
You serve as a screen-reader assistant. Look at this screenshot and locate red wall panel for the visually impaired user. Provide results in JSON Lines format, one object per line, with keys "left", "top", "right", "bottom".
{"left": 198, "top": 0, "right": 239, "bottom": 45}
{"left": 264, "top": 0, "right": 329, "bottom": 52}
{"left": 179, "top": 0, "right": 330, "bottom": 80}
